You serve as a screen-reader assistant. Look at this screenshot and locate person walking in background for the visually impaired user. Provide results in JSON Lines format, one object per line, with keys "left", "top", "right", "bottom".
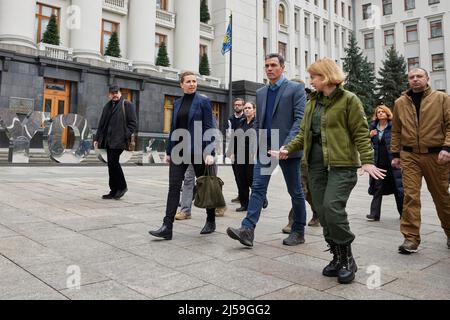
{"left": 227, "top": 98, "right": 245, "bottom": 204}
{"left": 94, "top": 85, "right": 137, "bottom": 200}
{"left": 277, "top": 58, "right": 385, "bottom": 284}
{"left": 149, "top": 71, "right": 216, "bottom": 241}
{"left": 282, "top": 83, "right": 320, "bottom": 234}
{"left": 367, "top": 105, "right": 403, "bottom": 222}
{"left": 231, "top": 101, "right": 257, "bottom": 212}
{"left": 175, "top": 165, "right": 196, "bottom": 220}
{"left": 391, "top": 68, "right": 450, "bottom": 254}
{"left": 226, "top": 53, "right": 308, "bottom": 248}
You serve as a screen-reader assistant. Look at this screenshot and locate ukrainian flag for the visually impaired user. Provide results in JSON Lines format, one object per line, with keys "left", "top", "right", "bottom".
{"left": 221, "top": 22, "right": 232, "bottom": 55}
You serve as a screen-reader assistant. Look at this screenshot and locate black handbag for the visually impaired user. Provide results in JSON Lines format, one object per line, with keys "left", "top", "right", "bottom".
{"left": 121, "top": 101, "right": 136, "bottom": 152}
{"left": 194, "top": 166, "right": 226, "bottom": 209}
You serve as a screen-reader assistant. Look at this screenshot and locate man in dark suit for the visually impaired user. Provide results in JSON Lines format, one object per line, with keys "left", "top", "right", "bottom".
{"left": 94, "top": 85, "right": 137, "bottom": 200}
{"left": 227, "top": 53, "right": 307, "bottom": 247}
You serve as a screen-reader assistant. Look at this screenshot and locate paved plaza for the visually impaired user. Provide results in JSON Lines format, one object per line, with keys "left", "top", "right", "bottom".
{"left": 0, "top": 165, "right": 449, "bottom": 300}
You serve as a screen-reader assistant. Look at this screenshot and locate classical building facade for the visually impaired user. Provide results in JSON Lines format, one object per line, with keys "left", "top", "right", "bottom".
{"left": 0, "top": 0, "right": 448, "bottom": 150}
{"left": 355, "top": 0, "right": 450, "bottom": 92}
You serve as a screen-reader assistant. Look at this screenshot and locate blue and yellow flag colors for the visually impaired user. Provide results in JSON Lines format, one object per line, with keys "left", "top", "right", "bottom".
{"left": 221, "top": 22, "right": 232, "bottom": 55}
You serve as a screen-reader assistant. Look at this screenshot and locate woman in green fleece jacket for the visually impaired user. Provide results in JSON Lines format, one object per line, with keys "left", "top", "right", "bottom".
{"left": 275, "top": 58, "right": 386, "bottom": 284}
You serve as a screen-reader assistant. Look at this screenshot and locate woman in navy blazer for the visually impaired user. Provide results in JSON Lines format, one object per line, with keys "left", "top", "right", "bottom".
{"left": 149, "top": 71, "right": 216, "bottom": 240}
{"left": 367, "top": 105, "right": 404, "bottom": 221}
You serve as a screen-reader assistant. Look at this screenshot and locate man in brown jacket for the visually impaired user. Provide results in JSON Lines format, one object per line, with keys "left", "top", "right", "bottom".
{"left": 391, "top": 68, "right": 450, "bottom": 254}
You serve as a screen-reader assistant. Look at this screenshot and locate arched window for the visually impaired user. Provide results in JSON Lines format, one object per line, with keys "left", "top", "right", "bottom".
{"left": 278, "top": 4, "right": 286, "bottom": 25}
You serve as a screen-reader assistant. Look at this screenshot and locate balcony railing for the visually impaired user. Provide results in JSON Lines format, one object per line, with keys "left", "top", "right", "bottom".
{"left": 38, "top": 43, "right": 73, "bottom": 61}
{"left": 201, "top": 75, "right": 221, "bottom": 88}
{"left": 102, "top": 0, "right": 128, "bottom": 15}
{"left": 156, "top": 9, "right": 176, "bottom": 29}
{"left": 104, "top": 56, "right": 132, "bottom": 71}
{"left": 200, "top": 22, "right": 215, "bottom": 40}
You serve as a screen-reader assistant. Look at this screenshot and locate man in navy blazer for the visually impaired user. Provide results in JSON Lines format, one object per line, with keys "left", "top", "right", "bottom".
{"left": 227, "top": 53, "right": 307, "bottom": 247}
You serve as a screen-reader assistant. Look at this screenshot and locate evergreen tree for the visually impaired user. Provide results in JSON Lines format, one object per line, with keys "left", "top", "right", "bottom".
{"left": 199, "top": 53, "right": 211, "bottom": 76}
{"left": 156, "top": 42, "right": 170, "bottom": 67}
{"left": 376, "top": 46, "right": 408, "bottom": 109}
{"left": 104, "top": 31, "right": 121, "bottom": 58}
{"left": 200, "top": 0, "right": 211, "bottom": 23}
{"left": 41, "top": 14, "right": 60, "bottom": 45}
{"left": 342, "top": 34, "right": 377, "bottom": 118}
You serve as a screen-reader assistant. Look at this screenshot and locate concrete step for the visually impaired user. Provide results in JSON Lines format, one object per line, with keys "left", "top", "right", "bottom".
{"left": 0, "top": 149, "right": 144, "bottom": 165}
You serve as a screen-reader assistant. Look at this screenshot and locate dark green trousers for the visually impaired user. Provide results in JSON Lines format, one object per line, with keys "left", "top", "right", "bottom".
{"left": 308, "top": 143, "right": 357, "bottom": 245}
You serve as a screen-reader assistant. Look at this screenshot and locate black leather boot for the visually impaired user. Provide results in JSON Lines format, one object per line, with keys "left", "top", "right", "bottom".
{"left": 200, "top": 221, "right": 216, "bottom": 234}
{"left": 149, "top": 224, "right": 173, "bottom": 240}
{"left": 322, "top": 240, "right": 340, "bottom": 277}
{"left": 337, "top": 243, "right": 357, "bottom": 284}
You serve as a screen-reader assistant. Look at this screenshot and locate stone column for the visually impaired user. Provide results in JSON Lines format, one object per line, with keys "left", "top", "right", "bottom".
{"left": 70, "top": 0, "right": 103, "bottom": 63}
{"left": 0, "top": 0, "right": 37, "bottom": 52}
{"left": 128, "top": 0, "right": 156, "bottom": 71}
{"left": 174, "top": 0, "right": 200, "bottom": 72}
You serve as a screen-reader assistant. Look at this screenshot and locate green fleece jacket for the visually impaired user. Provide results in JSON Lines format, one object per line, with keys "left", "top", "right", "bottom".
{"left": 285, "top": 86, "right": 374, "bottom": 167}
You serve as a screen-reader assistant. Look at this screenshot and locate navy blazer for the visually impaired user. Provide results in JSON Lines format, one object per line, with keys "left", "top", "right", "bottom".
{"left": 255, "top": 79, "right": 306, "bottom": 159}
{"left": 166, "top": 92, "right": 215, "bottom": 157}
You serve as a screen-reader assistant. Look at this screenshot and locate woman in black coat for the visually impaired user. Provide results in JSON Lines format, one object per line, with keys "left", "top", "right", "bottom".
{"left": 367, "top": 105, "right": 404, "bottom": 221}
{"left": 233, "top": 102, "right": 257, "bottom": 212}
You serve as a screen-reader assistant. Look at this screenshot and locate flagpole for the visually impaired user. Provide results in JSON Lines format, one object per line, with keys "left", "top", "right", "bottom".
{"left": 224, "top": 13, "right": 233, "bottom": 163}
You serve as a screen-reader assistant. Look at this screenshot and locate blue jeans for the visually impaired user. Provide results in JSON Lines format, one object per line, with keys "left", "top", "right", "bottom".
{"left": 241, "top": 158, "right": 307, "bottom": 233}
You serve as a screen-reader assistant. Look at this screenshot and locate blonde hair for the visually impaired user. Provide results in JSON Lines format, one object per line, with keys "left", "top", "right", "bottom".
{"left": 372, "top": 105, "right": 393, "bottom": 121}
{"left": 307, "top": 58, "right": 346, "bottom": 86}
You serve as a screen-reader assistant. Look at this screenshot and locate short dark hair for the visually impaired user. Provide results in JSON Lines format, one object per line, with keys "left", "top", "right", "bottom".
{"left": 265, "top": 53, "right": 285, "bottom": 66}
{"left": 179, "top": 71, "right": 196, "bottom": 84}
{"left": 233, "top": 98, "right": 245, "bottom": 105}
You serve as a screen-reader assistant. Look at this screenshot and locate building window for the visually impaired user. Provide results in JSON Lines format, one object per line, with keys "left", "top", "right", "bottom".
{"left": 278, "top": 41, "right": 287, "bottom": 59}
{"left": 384, "top": 29, "right": 395, "bottom": 46}
{"left": 335, "top": 0, "right": 338, "bottom": 14}
{"left": 405, "top": 0, "right": 415, "bottom": 10}
{"left": 430, "top": 20, "right": 443, "bottom": 38}
{"left": 294, "top": 11, "right": 299, "bottom": 31}
{"left": 407, "top": 57, "right": 420, "bottom": 71}
{"left": 155, "top": 33, "right": 167, "bottom": 59}
{"left": 363, "top": 4, "right": 372, "bottom": 20}
{"left": 156, "top": 0, "right": 168, "bottom": 10}
{"left": 263, "top": 0, "right": 268, "bottom": 19}
{"left": 314, "top": 21, "right": 319, "bottom": 39}
{"left": 406, "top": 24, "right": 418, "bottom": 42}
{"left": 323, "top": 24, "right": 328, "bottom": 42}
{"left": 295, "top": 47, "right": 299, "bottom": 66}
{"left": 429, "top": 0, "right": 440, "bottom": 4}
{"left": 263, "top": 37, "right": 267, "bottom": 58}
{"left": 35, "top": 3, "right": 60, "bottom": 43}
{"left": 315, "top": 54, "right": 318, "bottom": 62}
{"left": 342, "top": 31, "right": 345, "bottom": 48}
{"left": 324, "top": 0, "right": 328, "bottom": 11}
{"left": 305, "top": 16, "right": 310, "bottom": 35}
{"left": 341, "top": 2, "right": 345, "bottom": 18}
{"left": 305, "top": 51, "right": 309, "bottom": 68}
{"left": 334, "top": 27, "right": 338, "bottom": 45}
{"left": 364, "top": 33, "right": 374, "bottom": 49}
{"left": 278, "top": 4, "right": 286, "bottom": 25}
{"left": 101, "top": 20, "right": 119, "bottom": 55}
{"left": 382, "top": 0, "right": 392, "bottom": 15}
{"left": 348, "top": 6, "right": 352, "bottom": 20}
{"left": 199, "top": 44, "right": 207, "bottom": 62}
{"left": 432, "top": 53, "right": 445, "bottom": 71}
